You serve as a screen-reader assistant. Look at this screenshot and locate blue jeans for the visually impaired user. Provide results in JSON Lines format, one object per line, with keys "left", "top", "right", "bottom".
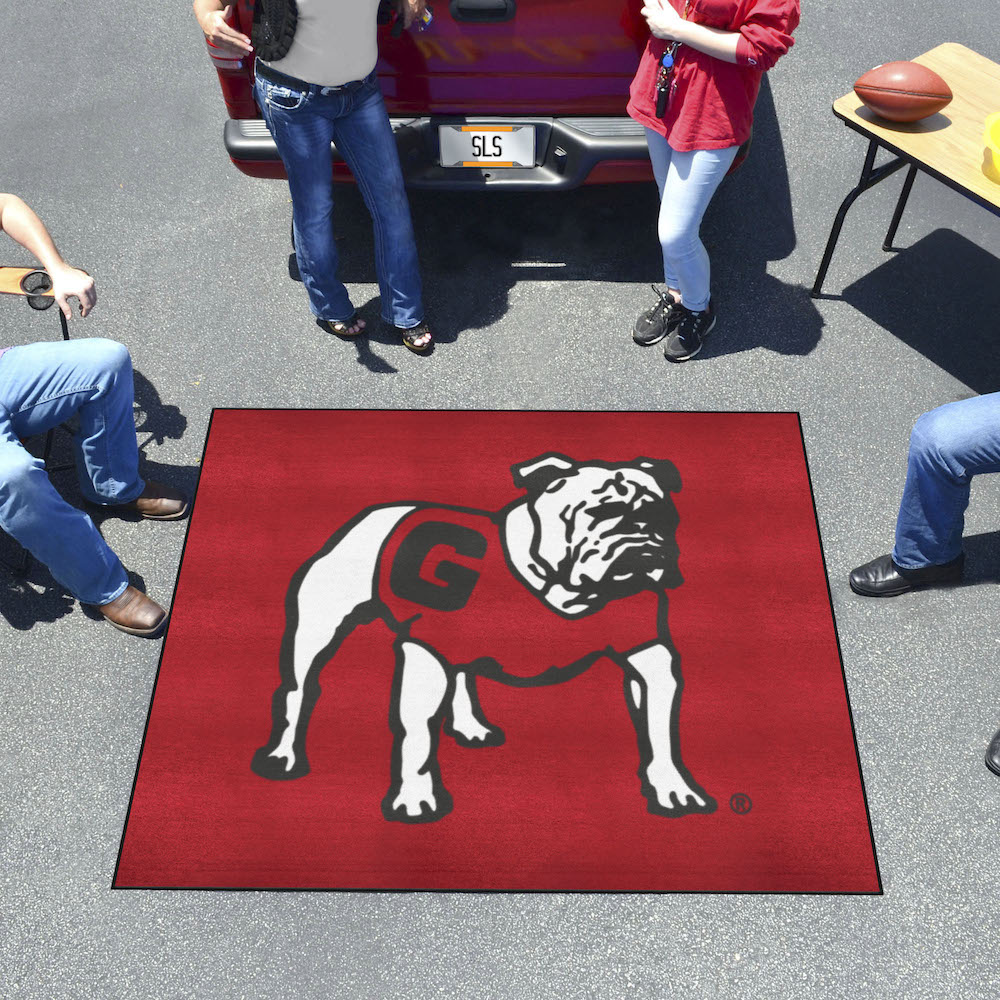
{"left": 0, "top": 338, "right": 143, "bottom": 604}
{"left": 644, "top": 129, "right": 739, "bottom": 312}
{"left": 893, "top": 392, "right": 1000, "bottom": 569}
{"left": 255, "top": 66, "right": 424, "bottom": 328}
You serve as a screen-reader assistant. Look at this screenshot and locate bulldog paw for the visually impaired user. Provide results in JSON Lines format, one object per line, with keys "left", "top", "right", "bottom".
{"left": 251, "top": 744, "right": 310, "bottom": 780}
{"left": 643, "top": 767, "right": 716, "bottom": 817}
{"left": 382, "top": 776, "right": 454, "bottom": 823}
{"left": 445, "top": 718, "right": 506, "bottom": 748}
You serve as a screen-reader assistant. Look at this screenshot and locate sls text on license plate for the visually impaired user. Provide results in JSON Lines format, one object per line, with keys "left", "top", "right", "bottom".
{"left": 438, "top": 125, "right": 535, "bottom": 168}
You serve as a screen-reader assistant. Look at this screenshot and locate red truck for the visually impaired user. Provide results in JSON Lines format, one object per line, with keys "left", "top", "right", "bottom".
{"left": 206, "top": 0, "right": 698, "bottom": 189}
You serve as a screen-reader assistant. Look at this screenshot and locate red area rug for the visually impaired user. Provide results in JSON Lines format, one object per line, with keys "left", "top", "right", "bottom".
{"left": 115, "top": 410, "right": 879, "bottom": 893}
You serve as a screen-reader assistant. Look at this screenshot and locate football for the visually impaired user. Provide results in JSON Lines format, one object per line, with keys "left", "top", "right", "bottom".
{"left": 853, "top": 61, "right": 953, "bottom": 123}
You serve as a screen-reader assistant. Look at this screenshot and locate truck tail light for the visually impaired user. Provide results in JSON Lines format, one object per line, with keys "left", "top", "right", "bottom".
{"left": 207, "top": 39, "right": 247, "bottom": 72}
{"left": 206, "top": 4, "right": 249, "bottom": 72}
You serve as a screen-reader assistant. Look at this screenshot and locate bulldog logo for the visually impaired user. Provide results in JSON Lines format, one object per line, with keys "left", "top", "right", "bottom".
{"left": 251, "top": 453, "right": 716, "bottom": 822}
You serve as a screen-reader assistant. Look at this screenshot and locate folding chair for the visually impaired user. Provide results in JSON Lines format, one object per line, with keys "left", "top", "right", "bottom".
{"left": 0, "top": 267, "right": 71, "bottom": 574}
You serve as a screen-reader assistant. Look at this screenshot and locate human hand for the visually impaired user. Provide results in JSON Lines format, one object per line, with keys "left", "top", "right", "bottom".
{"left": 641, "top": 0, "right": 686, "bottom": 42}
{"left": 50, "top": 265, "right": 96, "bottom": 319}
{"left": 197, "top": 4, "right": 252, "bottom": 57}
{"left": 396, "top": 0, "right": 428, "bottom": 30}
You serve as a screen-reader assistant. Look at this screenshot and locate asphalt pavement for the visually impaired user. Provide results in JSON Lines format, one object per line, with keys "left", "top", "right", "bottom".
{"left": 1, "top": 1, "right": 999, "bottom": 997}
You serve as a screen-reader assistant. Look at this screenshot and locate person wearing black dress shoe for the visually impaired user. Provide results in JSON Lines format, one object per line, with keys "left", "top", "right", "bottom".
{"left": 849, "top": 392, "right": 1000, "bottom": 597}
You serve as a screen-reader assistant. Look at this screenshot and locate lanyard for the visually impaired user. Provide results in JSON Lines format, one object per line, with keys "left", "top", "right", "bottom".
{"left": 654, "top": 0, "right": 692, "bottom": 117}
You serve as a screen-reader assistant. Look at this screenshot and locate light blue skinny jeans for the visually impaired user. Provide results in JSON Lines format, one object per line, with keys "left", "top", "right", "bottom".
{"left": 0, "top": 338, "right": 143, "bottom": 604}
{"left": 256, "top": 65, "right": 424, "bottom": 329}
{"left": 893, "top": 392, "right": 1000, "bottom": 569}
{"left": 644, "top": 128, "right": 739, "bottom": 313}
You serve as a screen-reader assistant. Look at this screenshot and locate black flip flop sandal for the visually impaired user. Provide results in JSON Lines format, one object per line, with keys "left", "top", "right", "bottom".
{"left": 322, "top": 312, "right": 366, "bottom": 338}
{"left": 397, "top": 321, "right": 433, "bottom": 354}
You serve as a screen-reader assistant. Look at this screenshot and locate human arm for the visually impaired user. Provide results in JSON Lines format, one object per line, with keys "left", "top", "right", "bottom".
{"left": 193, "top": 0, "right": 252, "bottom": 57}
{"left": 641, "top": 0, "right": 798, "bottom": 70}
{"left": 641, "top": 0, "right": 740, "bottom": 63}
{"left": 0, "top": 194, "right": 96, "bottom": 319}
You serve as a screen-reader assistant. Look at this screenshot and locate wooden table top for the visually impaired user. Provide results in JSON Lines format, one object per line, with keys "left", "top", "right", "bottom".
{"left": 833, "top": 42, "right": 1000, "bottom": 212}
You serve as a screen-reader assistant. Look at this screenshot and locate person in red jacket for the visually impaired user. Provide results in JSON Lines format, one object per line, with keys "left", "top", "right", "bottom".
{"left": 628, "top": 0, "right": 799, "bottom": 361}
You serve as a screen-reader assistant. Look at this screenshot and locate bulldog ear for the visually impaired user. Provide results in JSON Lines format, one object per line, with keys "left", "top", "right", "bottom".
{"left": 634, "top": 457, "right": 682, "bottom": 494}
{"left": 511, "top": 453, "right": 577, "bottom": 490}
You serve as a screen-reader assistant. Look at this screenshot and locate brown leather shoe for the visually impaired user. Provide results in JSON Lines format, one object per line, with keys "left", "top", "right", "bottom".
{"left": 113, "top": 480, "right": 189, "bottom": 520}
{"left": 98, "top": 586, "right": 168, "bottom": 637}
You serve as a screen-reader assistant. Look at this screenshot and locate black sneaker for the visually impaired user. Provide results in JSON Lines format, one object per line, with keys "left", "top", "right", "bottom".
{"left": 664, "top": 299, "right": 716, "bottom": 362}
{"left": 632, "top": 285, "right": 682, "bottom": 346}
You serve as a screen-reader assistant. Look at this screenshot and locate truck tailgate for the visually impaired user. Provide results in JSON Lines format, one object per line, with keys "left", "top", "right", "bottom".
{"left": 377, "top": 0, "right": 647, "bottom": 116}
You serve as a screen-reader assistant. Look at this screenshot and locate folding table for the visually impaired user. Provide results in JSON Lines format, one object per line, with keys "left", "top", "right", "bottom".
{"left": 812, "top": 43, "right": 1000, "bottom": 297}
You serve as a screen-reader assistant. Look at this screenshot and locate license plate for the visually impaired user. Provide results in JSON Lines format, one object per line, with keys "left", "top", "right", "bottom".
{"left": 438, "top": 125, "right": 535, "bottom": 168}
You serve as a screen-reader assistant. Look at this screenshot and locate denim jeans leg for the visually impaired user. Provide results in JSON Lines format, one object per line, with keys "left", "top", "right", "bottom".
{"left": 256, "top": 77, "right": 356, "bottom": 322}
{"left": 0, "top": 339, "right": 144, "bottom": 505}
{"left": 333, "top": 78, "right": 423, "bottom": 328}
{"left": 645, "top": 129, "right": 737, "bottom": 311}
{"left": 0, "top": 429, "right": 129, "bottom": 604}
{"left": 644, "top": 127, "right": 680, "bottom": 291}
{"left": 0, "top": 342, "right": 136, "bottom": 605}
{"left": 892, "top": 392, "right": 1000, "bottom": 568}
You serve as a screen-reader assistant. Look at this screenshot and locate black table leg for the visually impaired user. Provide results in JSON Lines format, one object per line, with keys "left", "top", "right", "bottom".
{"left": 811, "top": 139, "right": 909, "bottom": 297}
{"left": 43, "top": 304, "right": 74, "bottom": 474}
{"left": 883, "top": 164, "right": 918, "bottom": 251}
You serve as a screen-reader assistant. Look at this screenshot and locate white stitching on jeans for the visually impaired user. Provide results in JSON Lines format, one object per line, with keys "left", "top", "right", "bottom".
{"left": 266, "top": 82, "right": 306, "bottom": 111}
{"left": 16, "top": 384, "right": 100, "bottom": 412}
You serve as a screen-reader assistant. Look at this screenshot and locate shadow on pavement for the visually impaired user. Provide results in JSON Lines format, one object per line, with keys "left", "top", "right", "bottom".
{"left": 0, "top": 571, "right": 75, "bottom": 630}
{"left": 317, "top": 75, "right": 821, "bottom": 364}
{"left": 963, "top": 530, "right": 1000, "bottom": 586}
{"left": 323, "top": 178, "right": 664, "bottom": 358}
{"left": 133, "top": 368, "right": 187, "bottom": 451}
{"left": 841, "top": 229, "right": 1000, "bottom": 393}
{"left": 704, "top": 75, "right": 824, "bottom": 360}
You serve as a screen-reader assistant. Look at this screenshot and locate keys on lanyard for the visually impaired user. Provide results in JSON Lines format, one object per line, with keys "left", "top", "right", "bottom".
{"left": 653, "top": 0, "right": 690, "bottom": 118}
{"left": 655, "top": 42, "right": 679, "bottom": 118}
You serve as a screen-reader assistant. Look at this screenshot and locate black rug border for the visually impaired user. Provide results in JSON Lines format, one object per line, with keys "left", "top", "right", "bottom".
{"left": 112, "top": 407, "right": 883, "bottom": 897}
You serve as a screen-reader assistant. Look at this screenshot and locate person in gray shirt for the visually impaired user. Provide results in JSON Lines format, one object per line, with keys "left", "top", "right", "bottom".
{"left": 195, "top": 0, "right": 433, "bottom": 352}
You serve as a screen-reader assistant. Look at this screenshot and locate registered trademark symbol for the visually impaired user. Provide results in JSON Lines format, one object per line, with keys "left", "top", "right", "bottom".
{"left": 730, "top": 793, "right": 752, "bottom": 814}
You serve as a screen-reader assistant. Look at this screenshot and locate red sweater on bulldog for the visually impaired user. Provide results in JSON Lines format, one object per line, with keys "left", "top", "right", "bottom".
{"left": 627, "top": 0, "right": 800, "bottom": 152}
{"left": 377, "top": 506, "right": 666, "bottom": 682}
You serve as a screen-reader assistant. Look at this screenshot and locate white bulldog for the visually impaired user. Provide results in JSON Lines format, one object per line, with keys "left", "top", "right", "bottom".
{"left": 251, "top": 453, "right": 715, "bottom": 822}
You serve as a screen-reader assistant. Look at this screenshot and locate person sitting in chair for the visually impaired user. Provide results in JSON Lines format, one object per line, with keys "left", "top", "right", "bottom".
{"left": 849, "top": 391, "right": 1000, "bottom": 776}
{"left": 0, "top": 193, "right": 187, "bottom": 637}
